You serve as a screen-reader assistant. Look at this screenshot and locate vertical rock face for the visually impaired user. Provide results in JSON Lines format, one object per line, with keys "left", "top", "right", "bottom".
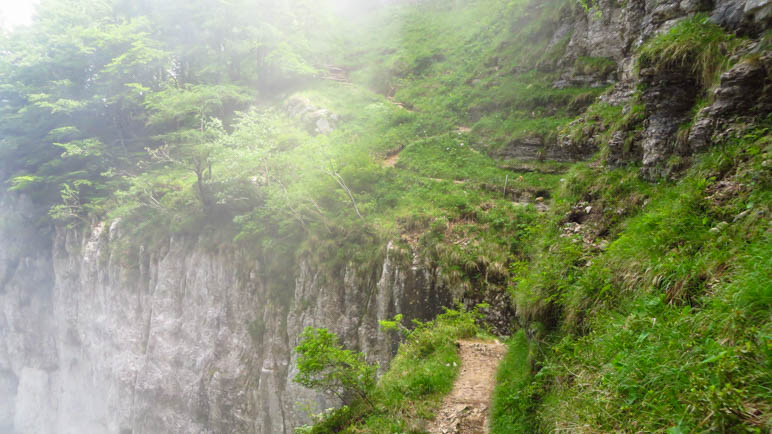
{"left": 552, "top": 0, "right": 770, "bottom": 170}
{"left": 0, "top": 192, "right": 56, "bottom": 434}
{"left": 638, "top": 66, "right": 701, "bottom": 178}
{"left": 0, "top": 192, "right": 452, "bottom": 433}
{"left": 2, "top": 1, "right": 767, "bottom": 433}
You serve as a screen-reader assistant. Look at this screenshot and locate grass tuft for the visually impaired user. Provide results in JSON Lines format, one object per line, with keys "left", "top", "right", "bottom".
{"left": 638, "top": 14, "right": 743, "bottom": 88}
{"left": 490, "top": 330, "right": 537, "bottom": 433}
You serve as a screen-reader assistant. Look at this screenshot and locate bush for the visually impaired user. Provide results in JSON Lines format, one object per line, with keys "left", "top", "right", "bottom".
{"left": 294, "top": 327, "right": 378, "bottom": 407}
{"left": 299, "top": 305, "right": 486, "bottom": 432}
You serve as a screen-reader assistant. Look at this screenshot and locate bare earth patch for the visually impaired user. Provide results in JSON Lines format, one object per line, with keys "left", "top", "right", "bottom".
{"left": 428, "top": 339, "right": 507, "bottom": 434}
{"left": 383, "top": 152, "right": 401, "bottom": 167}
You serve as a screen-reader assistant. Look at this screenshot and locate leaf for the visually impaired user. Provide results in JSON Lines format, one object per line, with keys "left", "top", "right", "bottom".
{"left": 8, "top": 175, "right": 44, "bottom": 191}
{"left": 54, "top": 138, "right": 104, "bottom": 158}
{"left": 635, "top": 331, "right": 649, "bottom": 344}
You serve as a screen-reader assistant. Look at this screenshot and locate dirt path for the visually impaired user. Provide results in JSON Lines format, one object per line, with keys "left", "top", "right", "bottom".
{"left": 428, "top": 339, "right": 507, "bottom": 434}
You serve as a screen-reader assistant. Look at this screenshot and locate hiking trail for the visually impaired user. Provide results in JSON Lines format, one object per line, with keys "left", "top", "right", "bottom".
{"left": 428, "top": 339, "right": 507, "bottom": 434}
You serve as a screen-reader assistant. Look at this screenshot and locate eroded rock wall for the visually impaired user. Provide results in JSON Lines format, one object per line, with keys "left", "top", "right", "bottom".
{"left": 0, "top": 192, "right": 451, "bottom": 433}
{"left": 551, "top": 0, "right": 771, "bottom": 172}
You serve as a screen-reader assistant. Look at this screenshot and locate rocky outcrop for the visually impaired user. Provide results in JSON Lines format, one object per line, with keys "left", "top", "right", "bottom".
{"left": 638, "top": 66, "right": 701, "bottom": 178}
{"left": 495, "top": 135, "right": 573, "bottom": 161}
{"left": 0, "top": 192, "right": 453, "bottom": 433}
{"left": 551, "top": 0, "right": 770, "bottom": 172}
{"left": 285, "top": 95, "right": 340, "bottom": 135}
{"left": 689, "top": 51, "right": 772, "bottom": 152}
{"left": 555, "top": 0, "right": 768, "bottom": 75}
{"left": 713, "top": 0, "right": 772, "bottom": 31}
{"left": 744, "top": 0, "right": 772, "bottom": 27}
{"left": 637, "top": 42, "right": 770, "bottom": 177}
{"left": 554, "top": 117, "right": 603, "bottom": 161}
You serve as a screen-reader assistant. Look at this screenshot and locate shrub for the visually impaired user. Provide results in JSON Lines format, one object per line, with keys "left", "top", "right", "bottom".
{"left": 294, "top": 327, "right": 378, "bottom": 407}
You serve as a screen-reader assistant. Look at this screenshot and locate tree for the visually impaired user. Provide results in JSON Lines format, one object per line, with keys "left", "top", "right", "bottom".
{"left": 294, "top": 327, "right": 377, "bottom": 407}
{"left": 321, "top": 159, "right": 364, "bottom": 220}
{"left": 0, "top": 1, "right": 171, "bottom": 219}
{"left": 0, "top": 0, "right": 318, "bottom": 223}
{"left": 142, "top": 84, "right": 252, "bottom": 210}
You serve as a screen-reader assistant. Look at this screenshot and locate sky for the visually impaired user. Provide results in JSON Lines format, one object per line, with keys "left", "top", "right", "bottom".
{"left": 0, "top": 0, "right": 39, "bottom": 29}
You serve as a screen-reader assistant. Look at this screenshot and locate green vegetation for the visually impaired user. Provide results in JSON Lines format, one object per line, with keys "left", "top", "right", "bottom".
{"left": 0, "top": 0, "right": 580, "bottom": 299}
{"left": 638, "top": 14, "right": 744, "bottom": 88}
{"left": 2, "top": 0, "right": 770, "bottom": 432}
{"left": 490, "top": 330, "right": 537, "bottom": 433}
{"left": 574, "top": 56, "right": 617, "bottom": 78}
{"left": 295, "top": 306, "right": 486, "bottom": 433}
{"left": 498, "top": 121, "right": 772, "bottom": 431}
{"left": 295, "top": 327, "right": 379, "bottom": 407}
{"left": 344, "top": 0, "right": 604, "bottom": 152}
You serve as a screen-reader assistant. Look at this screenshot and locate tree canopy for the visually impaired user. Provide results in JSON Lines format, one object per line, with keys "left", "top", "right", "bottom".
{"left": 0, "top": 0, "right": 331, "bottom": 225}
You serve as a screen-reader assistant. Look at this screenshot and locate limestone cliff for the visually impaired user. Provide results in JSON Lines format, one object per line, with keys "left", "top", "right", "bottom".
{"left": 0, "top": 192, "right": 452, "bottom": 433}
{"left": 1, "top": 0, "right": 769, "bottom": 433}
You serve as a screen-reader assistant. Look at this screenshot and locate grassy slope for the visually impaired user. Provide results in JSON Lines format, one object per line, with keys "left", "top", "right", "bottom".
{"left": 492, "top": 17, "right": 772, "bottom": 431}
{"left": 342, "top": 0, "right": 604, "bottom": 153}
{"left": 268, "top": 0, "right": 586, "bottom": 296}
{"left": 490, "top": 330, "right": 535, "bottom": 433}
{"left": 293, "top": 2, "right": 771, "bottom": 433}
{"left": 503, "top": 124, "right": 772, "bottom": 432}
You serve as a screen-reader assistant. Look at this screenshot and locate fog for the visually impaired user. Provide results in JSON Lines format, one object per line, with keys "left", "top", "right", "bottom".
{"left": 8, "top": 0, "right": 771, "bottom": 432}
{"left": 0, "top": 1, "right": 39, "bottom": 29}
{"left": 0, "top": 0, "right": 413, "bottom": 432}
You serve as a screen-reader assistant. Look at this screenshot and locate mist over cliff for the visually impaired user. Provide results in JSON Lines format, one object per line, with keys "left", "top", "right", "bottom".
{"left": 1, "top": 0, "right": 770, "bottom": 432}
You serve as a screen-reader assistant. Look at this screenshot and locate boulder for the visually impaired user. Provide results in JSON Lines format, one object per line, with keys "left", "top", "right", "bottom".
{"left": 285, "top": 95, "right": 340, "bottom": 135}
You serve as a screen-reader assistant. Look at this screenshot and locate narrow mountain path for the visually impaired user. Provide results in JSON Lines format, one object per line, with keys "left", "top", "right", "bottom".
{"left": 428, "top": 339, "right": 507, "bottom": 434}
{"left": 317, "top": 64, "right": 352, "bottom": 85}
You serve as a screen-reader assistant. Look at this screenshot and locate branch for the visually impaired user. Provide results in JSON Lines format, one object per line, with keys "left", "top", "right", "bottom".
{"left": 323, "top": 161, "right": 363, "bottom": 220}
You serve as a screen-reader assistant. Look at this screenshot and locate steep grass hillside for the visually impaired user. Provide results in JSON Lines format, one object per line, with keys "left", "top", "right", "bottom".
{"left": 295, "top": 0, "right": 772, "bottom": 432}
{"left": 1, "top": 0, "right": 769, "bottom": 432}
{"left": 498, "top": 122, "right": 771, "bottom": 432}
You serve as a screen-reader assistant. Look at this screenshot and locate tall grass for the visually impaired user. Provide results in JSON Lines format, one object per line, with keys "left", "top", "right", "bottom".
{"left": 638, "top": 14, "right": 743, "bottom": 88}
{"left": 502, "top": 121, "right": 772, "bottom": 431}
{"left": 490, "top": 330, "right": 537, "bottom": 433}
